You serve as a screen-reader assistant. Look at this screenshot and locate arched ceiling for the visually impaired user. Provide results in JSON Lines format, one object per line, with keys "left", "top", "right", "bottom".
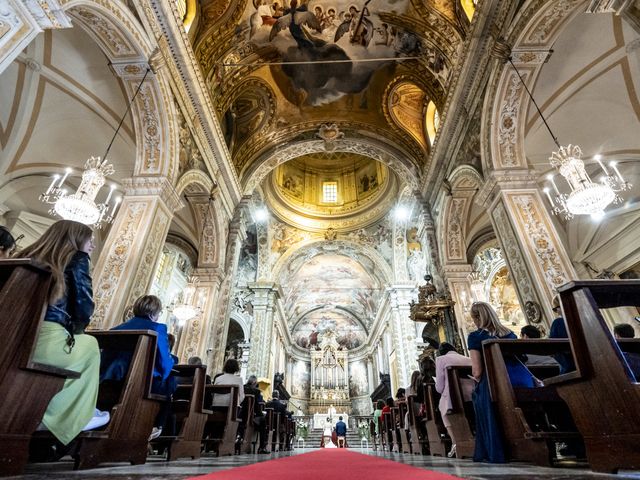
{"left": 194, "top": 0, "right": 465, "bottom": 190}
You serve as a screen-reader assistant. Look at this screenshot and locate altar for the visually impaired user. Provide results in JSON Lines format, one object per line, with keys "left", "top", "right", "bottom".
{"left": 313, "top": 413, "right": 349, "bottom": 430}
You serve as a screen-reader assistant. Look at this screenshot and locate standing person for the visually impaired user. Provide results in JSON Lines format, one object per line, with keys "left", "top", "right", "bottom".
{"left": 19, "top": 220, "right": 107, "bottom": 448}
{"left": 0, "top": 226, "right": 16, "bottom": 258}
{"left": 468, "top": 301, "right": 534, "bottom": 463}
{"left": 103, "top": 295, "right": 176, "bottom": 439}
{"left": 335, "top": 416, "right": 347, "bottom": 447}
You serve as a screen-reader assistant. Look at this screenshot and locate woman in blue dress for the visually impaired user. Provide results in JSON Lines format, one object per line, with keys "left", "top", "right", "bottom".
{"left": 468, "top": 302, "right": 534, "bottom": 463}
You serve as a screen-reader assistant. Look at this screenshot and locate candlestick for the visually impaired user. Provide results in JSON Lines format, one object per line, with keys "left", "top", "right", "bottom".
{"left": 595, "top": 156, "right": 608, "bottom": 175}
{"left": 46, "top": 175, "right": 60, "bottom": 195}
{"left": 611, "top": 162, "right": 624, "bottom": 183}
{"left": 110, "top": 196, "right": 121, "bottom": 216}
{"left": 549, "top": 176, "right": 560, "bottom": 195}
{"left": 58, "top": 168, "right": 72, "bottom": 187}
{"left": 543, "top": 188, "right": 554, "bottom": 206}
{"left": 104, "top": 185, "right": 115, "bottom": 205}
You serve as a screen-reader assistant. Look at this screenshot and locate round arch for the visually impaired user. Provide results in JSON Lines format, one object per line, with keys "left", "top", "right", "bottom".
{"left": 61, "top": 0, "right": 180, "bottom": 182}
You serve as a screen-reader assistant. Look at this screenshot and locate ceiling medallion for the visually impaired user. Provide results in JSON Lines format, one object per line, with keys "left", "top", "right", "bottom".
{"left": 317, "top": 124, "right": 344, "bottom": 152}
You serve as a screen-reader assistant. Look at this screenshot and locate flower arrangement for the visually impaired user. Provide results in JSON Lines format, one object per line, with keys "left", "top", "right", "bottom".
{"left": 358, "top": 420, "right": 370, "bottom": 441}
{"left": 296, "top": 420, "right": 309, "bottom": 440}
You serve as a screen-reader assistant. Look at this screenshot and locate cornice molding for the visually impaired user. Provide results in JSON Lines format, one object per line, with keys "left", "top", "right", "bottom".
{"left": 122, "top": 175, "right": 184, "bottom": 212}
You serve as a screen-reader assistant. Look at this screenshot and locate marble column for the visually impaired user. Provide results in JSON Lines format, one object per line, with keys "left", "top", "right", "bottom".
{"left": 479, "top": 175, "right": 577, "bottom": 325}
{"left": 420, "top": 206, "right": 447, "bottom": 293}
{"left": 177, "top": 267, "right": 224, "bottom": 362}
{"left": 443, "top": 264, "right": 475, "bottom": 350}
{"left": 388, "top": 285, "right": 419, "bottom": 388}
{"left": 0, "top": 0, "right": 71, "bottom": 75}
{"left": 90, "top": 176, "right": 183, "bottom": 330}
{"left": 246, "top": 282, "right": 280, "bottom": 379}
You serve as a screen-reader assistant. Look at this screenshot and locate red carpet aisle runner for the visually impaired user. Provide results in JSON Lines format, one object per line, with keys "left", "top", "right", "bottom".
{"left": 186, "top": 449, "right": 463, "bottom": 480}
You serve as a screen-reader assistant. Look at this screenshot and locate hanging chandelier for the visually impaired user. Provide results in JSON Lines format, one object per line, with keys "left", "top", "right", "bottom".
{"left": 508, "top": 59, "right": 631, "bottom": 220}
{"left": 171, "top": 276, "right": 202, "bottom": 325}
{"left": 39, "top": 68, "right": 151, "bottom": 228}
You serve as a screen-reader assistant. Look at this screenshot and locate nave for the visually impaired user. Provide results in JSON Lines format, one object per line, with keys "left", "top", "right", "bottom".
{"left": 10, "top": 449, "right": 640, "bottom": 480}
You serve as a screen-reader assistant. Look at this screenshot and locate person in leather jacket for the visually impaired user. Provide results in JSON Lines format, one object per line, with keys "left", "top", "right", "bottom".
{"left": 20, "top": 220, "right": 106, "bottom": 446}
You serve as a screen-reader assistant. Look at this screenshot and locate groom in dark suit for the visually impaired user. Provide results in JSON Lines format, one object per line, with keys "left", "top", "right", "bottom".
{"left": 335, "top": 416, "right": 347, "bottom": 448}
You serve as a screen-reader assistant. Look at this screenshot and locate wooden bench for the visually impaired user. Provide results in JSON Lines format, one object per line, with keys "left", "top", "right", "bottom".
{"left": 71, "top": 330, "right": 164, "bottom": 469}
{"left": 394, "top": 403, "right": 409, "bottom": 453}
{"left": 151, "top": 364, "right": 209, "bottom": 460}
{"left": 482, "top": 339, "right": 578, "bottom": 466}
{"left": 423, "top": 382, "right": 449, "bottom": 456}
{"left": 203, "top": 384, "right": 239, "bottom": 456}
{"left": 549, "top": 280, "right": 640, "bottom": 472}
{"left": 238, "top": 394, "right": 256, "bottom": 453}
{"left": 406, "top": 394, "right": 425, "bottom": 454}
{"left": 382, "top": 411, "right": 394, "bottom": 452}
{"left": 445, "top": 365, "right": 475, "bottom": 459}
{"left": 0, "top": 260, "right": 81, "bottom": 476}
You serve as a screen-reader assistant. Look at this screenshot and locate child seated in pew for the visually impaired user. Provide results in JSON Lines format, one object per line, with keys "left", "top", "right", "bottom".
{"left": 0, "top": 225, "right": 17, "bottom": 258}
{"left": 100, "top": 295, "right": 176, "bottom": 440}
{"left": 519, "top": 325, "right": 560, "bottom": 367}
{"left": 468, "top": 302, "right": 535, "bottom": 464}
{"left": 18, "top": 220, "right": 109, "bottom": 448}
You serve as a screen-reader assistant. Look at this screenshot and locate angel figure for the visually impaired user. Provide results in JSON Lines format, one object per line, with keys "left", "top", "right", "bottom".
{"left": 269, "top": 0, "right": 324, "bottom": 48}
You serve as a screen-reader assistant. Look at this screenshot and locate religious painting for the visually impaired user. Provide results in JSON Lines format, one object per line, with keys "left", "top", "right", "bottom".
{"left": 292, "top": 309, "right": 367, "bottom": 349}
{"left": 291, "top": 360, "right": 311, "bottom": 398}
{"left": 348, "top": 359, "right": 369, "bottom": 397}
{"left": 241, "top": 0, "right": 427, "bottom": 106}
{"left": 356, "top": 160, "right": 379, "bottom": 196}
{"left": 280, "top": 162, "right": 304, "bottom": 199}
{"left": 236, "top": 226, "right": 258, "bottom": 286}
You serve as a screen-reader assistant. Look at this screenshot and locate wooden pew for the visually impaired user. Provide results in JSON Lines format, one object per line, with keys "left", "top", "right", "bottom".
{"left": 0, "top": 260, "right": 81, "bottom": 476}
{"left": 203, "top": 385, "right": 240, "bottom": 456}
{"left": 423, "top": 383, "right": 449, "bottom": 456}
{"left": 482, "top": 339, "right": 578, "bottom": 466}
{"left": 238, "top": 394, "right": 256, "bottom": 454}
{"left": 550, "top": 280, "right": 640, "bottom": 473}
{"left": 71, "top": 330, "right": 164, "bottom": 469}
{"left": 264, "top": 408, "right": 275, "bottom": 450}
{"left": 377, "top": 416, "right": 386, "bottom": 451}
{"left": 445, "top": 365, "right": 475, "bottom": 459}
{"left": 406, "top": 395, "right": 423, "bottom": 454}
{"left": 382, "top": 411, "right": 394, "bottom": 452}
{"left": 270, "top": 412, "right": 281, "bottom": 451}
{"left": 395, "top": 403, "right": 409, "bottom": 453}
{"left": 151, "top": 364, "right": 209, "bottom": 460}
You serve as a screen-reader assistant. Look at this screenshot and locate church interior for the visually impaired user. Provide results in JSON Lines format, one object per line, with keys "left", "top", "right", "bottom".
{"left": 1, "top": 0, "right": 640, "bottom": 479}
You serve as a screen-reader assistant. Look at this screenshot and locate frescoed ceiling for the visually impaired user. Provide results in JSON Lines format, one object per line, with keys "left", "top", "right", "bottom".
{"left": 279, "top": 247, "right": 384, "bottom": 349}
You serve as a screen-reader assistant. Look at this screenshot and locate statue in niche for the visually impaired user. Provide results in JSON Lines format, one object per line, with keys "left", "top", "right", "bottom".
{"left": 406, "top": 227, "right": 421, "bottom": 253}
{"left": 407, "top": 249, "right": 426, "bottom": 282}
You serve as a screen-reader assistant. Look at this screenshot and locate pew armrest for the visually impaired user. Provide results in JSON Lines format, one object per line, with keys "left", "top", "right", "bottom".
{"left": 26, "top": 361, "right": 81, "bottom": 379}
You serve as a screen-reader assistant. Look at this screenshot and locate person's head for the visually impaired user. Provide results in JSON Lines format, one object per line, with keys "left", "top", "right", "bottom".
{"left": 18, "top": 220, "right": 93, "bottom": 303}
{"left": 246, "top": 374, "right": 258, "bottom": 386}
{"left": 520, "top": 325, "right": 541, "bottom": 339}
{"left": 339, "top": 416, "right": 343, "bottom": 421}
{"left": 552, "top": 295, "right": 561, "bottom": 317}
{"left": 187, "top": 356, "right": 203, "bottom": 365}
{"left": 133, "top": 295, "right": 163, "bottom": 321}
{"left": 395, "top": 387, "right": 405, "bottom": 399}
{"left": 349, "top": 6, "right": 357, "bottom": 14}
{"left": 272, "top": 389, "right": 280, "bottom": 399}
{"left": 0, "top": 226, "right": 16, "bottom": 258}
{"left": 614, "top": 323, "right": 635, "bottom": 339}
{"left": 437, "top": 342, "right": 456, "bottom": 356}
{"left": 315, "top": 6, "right": 321, "bottom": 13}
{"left": 385, "top": 397, "right": 394, "bottom": 407}
{"left": 376, "top": 399, "right": 385, "bottom": 410}
{"left": 410, "top": 370, "right": 421, "bottom": 391}
{"left": 223, "top": 358, "right": 240, "bottom": 374}
{"left": 470, "top": 301, "right": 511, "bottom": 337}
{"left": 328, "top": 8, "right": 335, "bottom": 15}
{"left": 168, "top": 333, "right": 176, "bottom": 352}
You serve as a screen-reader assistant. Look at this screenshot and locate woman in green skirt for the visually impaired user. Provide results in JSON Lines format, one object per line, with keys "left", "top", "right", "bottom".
{"left": 19, "top": 220, "right": 107, "bottom": 445}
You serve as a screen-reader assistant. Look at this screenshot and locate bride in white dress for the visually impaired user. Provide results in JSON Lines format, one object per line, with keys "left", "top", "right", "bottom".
{"left": 322, "top": 418, "right": 336, "bottom": 448}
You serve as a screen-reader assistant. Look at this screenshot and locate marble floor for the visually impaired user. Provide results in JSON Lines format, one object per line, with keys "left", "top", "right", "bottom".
{"left": 8, "top": 448, "right": 640, "bottom": 480}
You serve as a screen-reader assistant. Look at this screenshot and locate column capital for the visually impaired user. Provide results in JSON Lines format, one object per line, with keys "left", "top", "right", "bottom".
{"left": 476, "top": 169, "right": 539, "bottom": 208}
{"left": 192, "top": 267, "right": 225, "bottom": 285}
{"left": 443, "top": 264, "right": 473, "bottom": 280}
{"left": 386, "top": 285, "right": 416, "bottom": 307}
{"left": 248, "top": 282, "right": 281, "bottom": 305}
{"left": 122, "top": 176, "right": 184, "bottom": 212}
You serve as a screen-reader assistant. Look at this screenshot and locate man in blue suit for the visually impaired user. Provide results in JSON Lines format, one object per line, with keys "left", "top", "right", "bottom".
{"left": 335, "top": 416, "right": 347, "bottom": 448}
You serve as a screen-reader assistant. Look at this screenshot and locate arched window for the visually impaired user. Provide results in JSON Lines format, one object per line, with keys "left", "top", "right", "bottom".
{"left": 425, "top": 101, "right": 440, "bottom": 145}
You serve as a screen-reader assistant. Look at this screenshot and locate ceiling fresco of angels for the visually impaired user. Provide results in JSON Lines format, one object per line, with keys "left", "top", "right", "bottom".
{"left": 242, "top": 0, "right": 436, "bottom": 105}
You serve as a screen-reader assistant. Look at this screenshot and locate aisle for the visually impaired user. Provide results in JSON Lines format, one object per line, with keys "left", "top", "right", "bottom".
{"left": 186, "top": 449, "right": 463, "bottom": 480}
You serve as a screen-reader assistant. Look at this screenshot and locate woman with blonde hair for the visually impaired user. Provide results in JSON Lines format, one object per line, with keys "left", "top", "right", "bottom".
{"left": 467, "top": 302, "right": 534, "bottom": 463}
{"left": 18, "top": 220, "right": 107, "bottom": 447}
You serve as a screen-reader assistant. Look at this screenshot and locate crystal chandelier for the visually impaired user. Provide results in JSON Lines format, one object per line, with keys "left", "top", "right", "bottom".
{"left": 39, "top": 68, "right": 151, "bottom": 228}
{"left": 171, "top": 276, "right": 202, "bottom": 325}
{"left": 508, "top": 59, "right": 631, "bottom": 221}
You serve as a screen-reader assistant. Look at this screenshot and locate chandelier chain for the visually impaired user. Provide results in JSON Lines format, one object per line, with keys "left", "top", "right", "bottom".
{"left": 101, "top": 67, "right": 151, "bottom": 166}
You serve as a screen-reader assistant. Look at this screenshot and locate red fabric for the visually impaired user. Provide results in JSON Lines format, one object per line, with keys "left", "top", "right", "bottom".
{"left": 186, "top": 449, "right": 463, "bottom": 480}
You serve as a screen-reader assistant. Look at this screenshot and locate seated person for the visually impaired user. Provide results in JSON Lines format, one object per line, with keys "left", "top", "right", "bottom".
{"left": 174, "top": 356, "right": 212, "bottom": 385}
{"left": 548, "top": 295, "right": 576, "bottom": 374}
{"left": 520, "top": 325, "right": 559, "bottom": 367}
{"left": 435, "top": 342, "right": 473, "bottom": 454}
{"left": 237, "top": 375, "right": 269, "bottom": 454}
{"left": 102, "top": 295, "right": 176, "bottom": 439}
{"left": 211, "top": 358, "right": 245, "bottom": 408}
{"left": 614, "top": 323, "right": 640, "bottom": 380}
